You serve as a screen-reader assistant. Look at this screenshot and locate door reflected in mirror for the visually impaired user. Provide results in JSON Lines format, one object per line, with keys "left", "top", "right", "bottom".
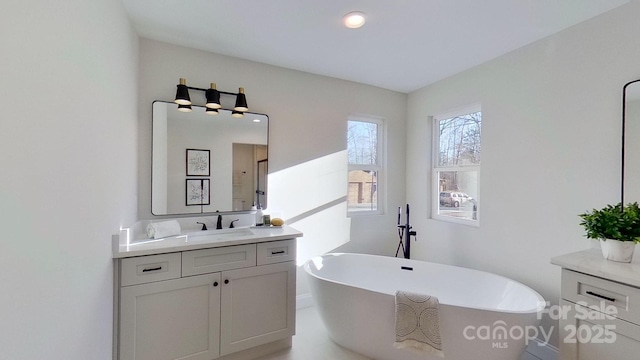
{"left": 624, "top": 80, "right": 640, "bottom": 205}
{"left": 152, "top": 101, "right": 268, "bottom": 215}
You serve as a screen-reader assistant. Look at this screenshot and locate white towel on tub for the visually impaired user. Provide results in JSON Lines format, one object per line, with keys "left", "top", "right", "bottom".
{"left": 146, "top": 220, "right": 181, "bottom": 239}
{"left": 393, "top": 290, "right": 444, "bottom": 358}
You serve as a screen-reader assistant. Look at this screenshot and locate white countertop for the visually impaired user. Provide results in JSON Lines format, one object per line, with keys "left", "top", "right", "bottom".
{"left": 113, "top": 225, "right": 303, "bottom": 258}
{"left": 551, "top": 249, "right": 640, "bottom": 288}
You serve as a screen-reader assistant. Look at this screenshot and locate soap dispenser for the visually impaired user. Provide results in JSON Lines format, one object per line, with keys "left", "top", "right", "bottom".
{"left": 255, "top": 204, "right": 264, "bottom": 226}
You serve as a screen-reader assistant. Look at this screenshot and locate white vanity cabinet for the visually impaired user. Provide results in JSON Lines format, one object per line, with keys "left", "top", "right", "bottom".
{"left": 552, "top": 250, "right": 640, "bottom": 360}
{"left": 114, "top": 237, "right": 297, "bottom": 360}
{"left": 120, "top": 272, "right": 221, "bottom": 360}
{"left": 220, "top": 261, "right": 295, "bottom": 355}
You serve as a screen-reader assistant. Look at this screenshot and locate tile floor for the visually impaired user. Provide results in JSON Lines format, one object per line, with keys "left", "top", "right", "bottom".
{"left": 256, "top": 306, "right": 543, "bottom": 360}
{"left": 255, "top": 306, "right": 369, "bottom": 360}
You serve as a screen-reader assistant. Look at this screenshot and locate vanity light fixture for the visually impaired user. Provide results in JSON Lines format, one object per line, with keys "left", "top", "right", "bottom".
{"left": 205, "top": 107, "right": 219, "bottom": 115}
{"left": 234, "top": 87, "right": 248, "bottom": 112}
{"left": 177, "top": 104, "right": 192, "bottom": 112}
{"left": 343, "top": 11, "right": 366, "bottom": 29}
{"left": 231, "top": 110, "right": 244, "bottom": 118}
{"left": 173, "top": 78, "right": 249, "bottom": 114}
{"left": 174, "top": 78, "right": 191, "bottom": 105}
{"left": 205, "top": 83, "right": 221, "bottom": 109}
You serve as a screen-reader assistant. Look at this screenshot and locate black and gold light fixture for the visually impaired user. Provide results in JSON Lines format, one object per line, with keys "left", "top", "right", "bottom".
{"left": 177, "top": 104, "right": 192, "bottom": 112}
{"left": 173, "top": 78, "right": 248, "bottom": 117}
{"left": 234, "top": 87, "right": 248, "bottom": 112}
{"left": 205, "top": 83, "right": 221, "bottom": 109}
{"left": 174, "top": 78, "right": 191, "bottom": 105}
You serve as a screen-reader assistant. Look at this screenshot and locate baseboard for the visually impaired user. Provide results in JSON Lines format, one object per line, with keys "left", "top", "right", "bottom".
{"left": 524, "top": 338, "right": 558, "bottom": 360}
{"left": 296, "top": 294, "right": 314, "bottom": 309}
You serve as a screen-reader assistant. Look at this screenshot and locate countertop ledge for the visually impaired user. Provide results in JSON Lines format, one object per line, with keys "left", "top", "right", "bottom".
{"left": 113, "top": 225, "right": 303, "bottom": 259}
{"left": 551, "top": 249, "right": 640, "bottom": 288}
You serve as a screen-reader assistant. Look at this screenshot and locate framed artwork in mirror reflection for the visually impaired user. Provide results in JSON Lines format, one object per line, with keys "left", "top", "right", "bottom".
{"left": 186, "top": 148, "right": 210, "bottom": 176}
{"left": 186, "top": 179, "right": 210, "bottom": 206}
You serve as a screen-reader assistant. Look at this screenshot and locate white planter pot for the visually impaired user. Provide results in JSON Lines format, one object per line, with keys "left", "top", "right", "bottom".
{"left": 600, "top": 239, "right": 636, "bottom": 263}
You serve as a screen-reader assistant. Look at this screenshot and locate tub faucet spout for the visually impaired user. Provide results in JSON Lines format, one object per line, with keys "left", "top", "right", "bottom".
{"left": 216, "top": 214, "right": 223, "bottom": 229}
{"left": 395, "top": 204, "right": 417, "bottom": 259}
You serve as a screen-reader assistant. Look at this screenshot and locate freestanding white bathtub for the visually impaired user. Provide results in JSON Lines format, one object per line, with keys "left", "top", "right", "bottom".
{"left": 304, "top": 253, "right": 545, "bottom": 360}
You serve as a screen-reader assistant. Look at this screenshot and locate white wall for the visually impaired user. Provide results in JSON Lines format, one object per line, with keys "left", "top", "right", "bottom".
{"left": 137, "top": 39, "right": 407, "bottom": 293}
{"left": 407, "top": 1, "right": 640, "bottom": 348}
{"left": 0, "top": 1, "right": 138, "bottom": 359}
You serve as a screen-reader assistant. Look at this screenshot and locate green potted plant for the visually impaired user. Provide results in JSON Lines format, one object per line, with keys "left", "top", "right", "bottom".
{"left": 579, "top": 202, "right": 640, "bottom": 262}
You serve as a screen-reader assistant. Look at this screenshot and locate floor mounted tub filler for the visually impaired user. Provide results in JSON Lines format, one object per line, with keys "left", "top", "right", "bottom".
{"left": 304, "top": 253, "right": 545, "bottom": 360}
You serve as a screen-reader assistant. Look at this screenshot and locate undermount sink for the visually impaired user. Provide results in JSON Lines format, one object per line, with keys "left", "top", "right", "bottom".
{"left": 186, "top": 227, "right": 254, "bottom": 241}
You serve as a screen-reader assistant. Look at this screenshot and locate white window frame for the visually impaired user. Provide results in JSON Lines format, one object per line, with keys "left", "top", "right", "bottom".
{"left": 347, "top": 115, "right": 385, "bottom": 216}
{"left": 432, "top": 104, "right": 481, "bottom": 226}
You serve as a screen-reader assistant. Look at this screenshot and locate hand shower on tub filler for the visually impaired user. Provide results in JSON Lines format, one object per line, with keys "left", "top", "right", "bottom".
{"left": 395, "top": 204, "right": 417, "bottom": 259}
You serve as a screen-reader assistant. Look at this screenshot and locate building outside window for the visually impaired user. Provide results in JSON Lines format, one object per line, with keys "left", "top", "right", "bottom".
{"left": 348, "top": 116, "right": 383, "bottom": 214}
{"left": 433, "top": 105, "right": 481, "bottom": 224}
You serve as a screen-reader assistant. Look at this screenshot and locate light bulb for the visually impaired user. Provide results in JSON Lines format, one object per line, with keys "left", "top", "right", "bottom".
{"left": 343, "top": 12, "right": 366, "bottom": 29}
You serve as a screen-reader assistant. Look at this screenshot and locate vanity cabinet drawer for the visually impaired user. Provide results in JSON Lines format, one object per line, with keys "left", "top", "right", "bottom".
{"left": 562, "top": 269, "right": 640, "bottom": 324}
{"left": 120, "top": 252, "right": 181, "bottom": 286}
{"left": 182, "top": 244, "right": 257, "bottom": 276}
{"left": 559, "top": 299, "right": 640, "bottom": 360}
{"left": 257, "top": 239, "right": 296, "bottom": 265}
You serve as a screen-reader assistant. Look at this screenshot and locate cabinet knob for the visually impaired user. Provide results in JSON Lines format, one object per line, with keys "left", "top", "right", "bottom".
{"left": 224, "top": 279, "right": 229, "bottom": 284}
{"left": 213, "top": 281, "right": 218, "bottom": 287}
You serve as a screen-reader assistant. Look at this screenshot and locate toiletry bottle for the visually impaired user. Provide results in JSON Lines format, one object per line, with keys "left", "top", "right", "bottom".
{"left": 255, "top": 205, "right": 264, "bottom": 226}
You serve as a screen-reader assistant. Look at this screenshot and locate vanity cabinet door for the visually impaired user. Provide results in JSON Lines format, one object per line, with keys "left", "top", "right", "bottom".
{"left": 119, "top": 273, "right": 221, "bottom": 360}
{"left": 559, "top": 300, "right": 640, "bottom": 360}
{"left": 219, "top": 261, "right": 296, "bottom": 355}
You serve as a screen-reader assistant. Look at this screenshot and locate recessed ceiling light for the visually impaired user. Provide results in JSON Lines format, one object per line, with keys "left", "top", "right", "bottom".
{"left": 343, "top": 11, "right": 366, "bottom": 29}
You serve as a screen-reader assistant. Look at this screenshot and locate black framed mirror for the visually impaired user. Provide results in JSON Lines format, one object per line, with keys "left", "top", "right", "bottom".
{"left": 622, "top": 79, "right": 640, "bottom": 205}
{"left": 151, "top": 101, "right": 268, "bottom": 215}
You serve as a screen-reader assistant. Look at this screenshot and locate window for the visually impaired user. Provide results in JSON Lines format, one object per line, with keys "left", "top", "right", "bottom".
{"left": 433, "top": 105, "right": 481, "bottom": 224}
{"left": 347, "top": 116, "right": 383, "bottom": 214}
